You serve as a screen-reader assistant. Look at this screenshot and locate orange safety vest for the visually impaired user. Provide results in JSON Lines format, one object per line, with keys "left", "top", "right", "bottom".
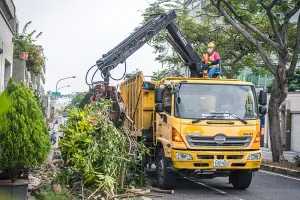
{"left": 203, "top": 52, "right": 220, "bottom": 68}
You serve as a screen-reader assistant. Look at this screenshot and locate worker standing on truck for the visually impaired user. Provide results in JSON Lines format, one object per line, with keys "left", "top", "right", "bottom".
{"left": 201, "top": 42, "right": 221, "bottom": 78}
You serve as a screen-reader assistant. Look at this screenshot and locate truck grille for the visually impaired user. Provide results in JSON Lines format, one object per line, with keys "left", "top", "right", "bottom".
{"left": 186, "top": 136, "right": 252, "bottom": 147}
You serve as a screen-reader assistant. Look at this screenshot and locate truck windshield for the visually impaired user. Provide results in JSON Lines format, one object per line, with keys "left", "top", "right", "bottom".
{"left": 175, "top": 84, "right": 258, "bottom": 120}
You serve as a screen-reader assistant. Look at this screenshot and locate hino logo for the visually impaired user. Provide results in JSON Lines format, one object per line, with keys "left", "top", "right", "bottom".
{"left": 214, "top": 135, "right": 226, "bottom": 144}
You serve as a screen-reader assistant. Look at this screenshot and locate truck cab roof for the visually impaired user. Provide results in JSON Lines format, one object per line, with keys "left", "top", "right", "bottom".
{"left": 157, "top": 77, "right": 254, "bottom": 86}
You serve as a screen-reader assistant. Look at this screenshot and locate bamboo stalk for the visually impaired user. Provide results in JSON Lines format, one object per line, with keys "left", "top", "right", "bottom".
{"left": 81, "top": 178, "right": 84, "bottom": 200}
{"left": 120, "top": 168, "right": 125, "bottom": 189}
{"left": 148, "top": 186, "right": 174, "bottom": 194}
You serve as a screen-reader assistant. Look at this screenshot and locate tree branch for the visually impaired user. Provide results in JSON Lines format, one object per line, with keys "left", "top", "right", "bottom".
{"left": 220, "top": 0, "right": 282, "bottom": 54}
{"left": 231, "top": 49, "right": 252, "bottom": 66}
{"left": 196, "top": 13, "right": 221, "bottom": 18}
{"left": 267, "top": 0, "right": 278, "bottom": 10}
{"left": 258, "top": 0, "right": 284, "bottom": 47}
{"left": 211, "top": 0, "right": 277, "bottom": 74}
{"left": 288, "top": 13, "right": 300, "bottom": 75}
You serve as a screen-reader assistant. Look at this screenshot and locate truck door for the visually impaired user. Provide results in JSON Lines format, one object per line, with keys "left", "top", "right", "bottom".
{"left": 156, "top": 89, "right": 172, "bottom": 141}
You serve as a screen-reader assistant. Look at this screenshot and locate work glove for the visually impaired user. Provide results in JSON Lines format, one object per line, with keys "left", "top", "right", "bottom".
{"left": 204, "top": 61, "right": 211, "bottom": 69}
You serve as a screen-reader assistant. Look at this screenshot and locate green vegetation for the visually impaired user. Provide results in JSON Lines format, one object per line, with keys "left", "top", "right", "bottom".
{"left": 288, "top": 68, "right": 300, "bottom": 92}
{"left": 56, "top": 99, "right": 146, "bottom": 197}
{"left": 13, "top": 21, "right": 45, "bottom": 75}
{"left": 142, "top": 0, "right": 267, "bottom": 79}
{"left": 0, "top": 79, "right": 51, "bottom": 181}
{"left": 143, "top": 0, "right": 300, "bottom": 162}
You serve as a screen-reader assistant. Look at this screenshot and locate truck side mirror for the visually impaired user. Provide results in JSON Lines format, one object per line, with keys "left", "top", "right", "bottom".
{"left": 155, "top": 88, "right": 164, "bottom": 103}
{"left": 259, "top": 90, "right": 267, "bottom": 106}
{"left": 155, "top": 103, "right": 164, "bottom": 113}
{"left": 259, "top": 105, "right": 267, "bottom": 116}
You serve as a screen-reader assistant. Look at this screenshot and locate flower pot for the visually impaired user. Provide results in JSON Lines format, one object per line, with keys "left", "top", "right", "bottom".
{"left": 0, "top": 180, "right": 28, "bottom": 200}
{"left": 19, "top": 52, "right": 28, "bottom": 61}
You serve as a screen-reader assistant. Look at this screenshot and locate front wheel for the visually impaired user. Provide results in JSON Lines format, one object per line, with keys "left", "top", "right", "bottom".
{"left": 230, "top": 171, "right": 253, "bottom": 190}
{"left": 156, "top": 149, "right": 176, "bottom": 189}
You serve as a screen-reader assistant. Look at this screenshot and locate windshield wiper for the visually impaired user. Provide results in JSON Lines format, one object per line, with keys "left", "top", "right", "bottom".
{"left": 191, "top": 115, "right": 217, "bottom": 124}
{"left": 211, "top": 112, "right": 248, "bottom": 125}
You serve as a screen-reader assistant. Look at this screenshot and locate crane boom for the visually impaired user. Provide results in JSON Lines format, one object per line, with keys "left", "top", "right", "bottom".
{"left": 95, "top": 10, "right": 202, "bottom": 84}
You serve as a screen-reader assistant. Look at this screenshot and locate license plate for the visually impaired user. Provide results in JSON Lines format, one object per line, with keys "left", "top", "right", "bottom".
{"left": 214, "top": 159, "right": 228, "bottom": 167}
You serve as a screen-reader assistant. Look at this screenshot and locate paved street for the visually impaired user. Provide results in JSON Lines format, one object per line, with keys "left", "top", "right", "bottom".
{"left": 148, "top": 170, "right": 300, "bottom": 200}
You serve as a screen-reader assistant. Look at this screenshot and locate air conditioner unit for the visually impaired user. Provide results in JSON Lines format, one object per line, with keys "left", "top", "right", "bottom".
{"left": 275, "top": 12, "right": 282, "bottom": 18}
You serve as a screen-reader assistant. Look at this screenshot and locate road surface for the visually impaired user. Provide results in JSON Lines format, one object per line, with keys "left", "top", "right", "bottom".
{"left": 148, "top": 170, "right": 300, "bottom": 200}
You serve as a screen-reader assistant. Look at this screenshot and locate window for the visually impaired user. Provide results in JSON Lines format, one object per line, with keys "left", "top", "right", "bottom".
{"left": 163, "top": 89, "right": 172, "bottom": 115}
{"left": 4, "top": 59, "right": 11, "bottom": 89}
{"left": 175, "top": 84, "right": 258, "bottom": 120}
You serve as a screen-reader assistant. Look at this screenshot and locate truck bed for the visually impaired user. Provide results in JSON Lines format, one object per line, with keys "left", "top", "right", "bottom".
{"left": 120, "top": 72, "right": 156, "bottom": 137}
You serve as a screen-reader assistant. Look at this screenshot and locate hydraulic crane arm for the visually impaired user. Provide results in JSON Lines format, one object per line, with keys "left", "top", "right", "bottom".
{"left": 95, "top": 10, "right": 202, "bottom": 84}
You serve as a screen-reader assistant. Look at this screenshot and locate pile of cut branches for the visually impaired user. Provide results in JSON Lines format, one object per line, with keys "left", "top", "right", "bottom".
{"left": 56, "top": 99, "right": 147, "bottom": 199}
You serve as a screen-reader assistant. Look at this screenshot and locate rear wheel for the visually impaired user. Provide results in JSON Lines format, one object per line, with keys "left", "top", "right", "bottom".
{"left": 230, "top": 171, "right": 253, "bottom": 190}
{"left": 156, "top": 149, "right": 176, "bottom": 189}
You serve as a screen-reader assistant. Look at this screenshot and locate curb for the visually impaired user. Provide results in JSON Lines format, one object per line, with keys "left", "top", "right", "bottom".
{"left": 261, "top": 164, "right": 300, "bottom": 178}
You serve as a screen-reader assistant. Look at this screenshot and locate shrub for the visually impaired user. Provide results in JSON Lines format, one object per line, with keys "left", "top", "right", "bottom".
{"left": 0, "top": 79, "right": 51, "bottom": 181}
{"left": 293, "top": 155, "right": 300, "bottom": 167}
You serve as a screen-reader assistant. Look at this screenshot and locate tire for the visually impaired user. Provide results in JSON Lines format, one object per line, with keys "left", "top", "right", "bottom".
{"left": 156, "top": 148, "right": 176, "bottom": 189}
{"left": 230, "top": 171, "right": 253, "bottom": 190}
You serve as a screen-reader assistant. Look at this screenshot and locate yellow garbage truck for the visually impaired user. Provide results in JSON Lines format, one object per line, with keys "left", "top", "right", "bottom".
{"left": 84, "top": 10, "right": 267, "bottom": 189}
{"left": 120, "top": 72, "right": 266, "bottom": 189}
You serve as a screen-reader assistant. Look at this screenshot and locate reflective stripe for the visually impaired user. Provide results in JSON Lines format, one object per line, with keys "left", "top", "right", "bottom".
{"left": 203, "top": 52, "right": 219, "bottom": 67}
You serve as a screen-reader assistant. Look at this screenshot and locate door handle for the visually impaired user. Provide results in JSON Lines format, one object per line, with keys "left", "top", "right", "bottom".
{"left": 159, "top": 124, "right": 162, "bottom": 126}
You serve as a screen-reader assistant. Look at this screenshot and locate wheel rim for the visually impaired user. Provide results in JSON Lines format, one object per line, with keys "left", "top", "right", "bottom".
{"left": 158, "top": 159, "right": 164, "bottom": 184}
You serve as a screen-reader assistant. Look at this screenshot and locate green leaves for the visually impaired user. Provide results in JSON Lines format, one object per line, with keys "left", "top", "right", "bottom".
{"left": 0, "top": 93, "right": 12, "bottom": 133}
{"left": 0, "top": 93, "right": 11, "bottom": 115}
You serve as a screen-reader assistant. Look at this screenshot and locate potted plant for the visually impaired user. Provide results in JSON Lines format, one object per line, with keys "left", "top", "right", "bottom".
{"left": 26, "top": 45, "right": 45, "bottom": 75}
{"left": 0, "top": 79, "right": 51, "bottom": 200}
{"left": 13, "top": 33, "right": 30, "bottom": 61}
{"left": 13, "top": 21, "right": 43, "bottom": 66}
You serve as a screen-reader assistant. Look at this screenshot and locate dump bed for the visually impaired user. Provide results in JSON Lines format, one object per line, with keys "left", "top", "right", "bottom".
{"left": 119, "top": 72, "right": 156, "bottom": 136}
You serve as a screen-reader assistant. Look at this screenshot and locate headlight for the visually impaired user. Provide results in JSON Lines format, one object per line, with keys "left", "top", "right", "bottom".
{"left": 176, "top": 152, "right": 193, "bottom": 160}
{"left": 247, "top": 153, "right": 261, "bottom": 160}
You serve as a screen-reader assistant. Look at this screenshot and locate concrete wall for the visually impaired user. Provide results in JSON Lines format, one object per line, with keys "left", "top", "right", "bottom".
{"left": 264, "top": 93, "right": 300, "bottom": 152}
{"left": 12, "top": 59, "right": 26, "bottom": 84}
{"left": 0, "top": 11, "right": 14, "bottom": 92}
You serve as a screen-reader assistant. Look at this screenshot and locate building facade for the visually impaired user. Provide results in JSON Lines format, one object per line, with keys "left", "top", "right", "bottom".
{"left": 35, "top": 45, "right": 46, "bottom": 95}
{"left": 0, "top": 0, "right": 18, "bottom": 92}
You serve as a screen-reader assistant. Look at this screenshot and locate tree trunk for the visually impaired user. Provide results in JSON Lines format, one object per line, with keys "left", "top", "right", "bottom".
{"left": 268, "top": 54, "right": 288, "bottom": 162}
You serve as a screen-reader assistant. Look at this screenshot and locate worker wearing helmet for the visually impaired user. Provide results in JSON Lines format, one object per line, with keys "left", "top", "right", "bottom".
{"left": 201, "top": 42, "right": 221, "bottom": 77}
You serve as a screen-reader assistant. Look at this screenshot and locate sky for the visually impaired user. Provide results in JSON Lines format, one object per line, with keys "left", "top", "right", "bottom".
{"left": 13, "top": 0, "right": 163, "bottom": 94}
